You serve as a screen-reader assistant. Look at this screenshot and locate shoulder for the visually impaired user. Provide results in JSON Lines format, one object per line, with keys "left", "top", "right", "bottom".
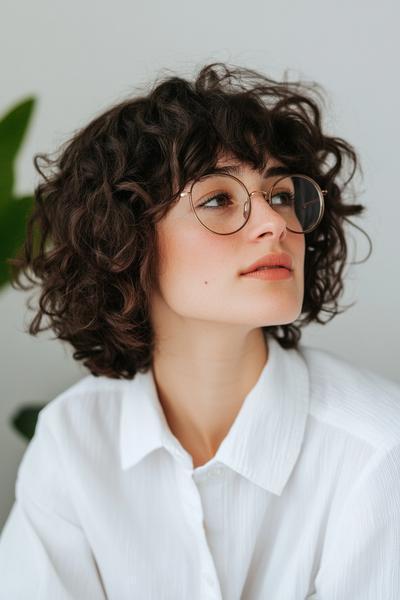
{"left": 297, "top": 342, "right": 400, "bottom": 450}
{"left": 40, "top": 372, "right": 124, "bottom": 415}
{"left": 32, "top": 374, "right": 129, "bottom": 458}
{"left": 15, "top": 374, "right": 130, "bottom": 510}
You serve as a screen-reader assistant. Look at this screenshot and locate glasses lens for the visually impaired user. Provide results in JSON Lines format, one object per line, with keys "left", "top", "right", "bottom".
{"left": 269, "top": 175, "right": 323, "bottom": 234}
{"left": 191, "top": 174, "right": 247, "bottom": 234}
{"left": 191, "top": 174, "right": 323, "bottom": 234}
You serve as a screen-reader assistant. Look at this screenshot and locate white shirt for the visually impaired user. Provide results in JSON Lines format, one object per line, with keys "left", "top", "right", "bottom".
{"left": 1, "top": 333, "right": 400, "bottom": 600}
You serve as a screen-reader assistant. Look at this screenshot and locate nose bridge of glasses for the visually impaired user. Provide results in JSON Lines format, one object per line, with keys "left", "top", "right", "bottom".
{"left": 250, "top": 190, "right": 299, "bottom": 238}
{"left": 242, "top": 189, "right": 283, "bottom": 226}
{"left": 249, "top": 189, "right": 270, "bottom": 203}
{"left": 248, "top": 189, "right": 282, "bottom": 218}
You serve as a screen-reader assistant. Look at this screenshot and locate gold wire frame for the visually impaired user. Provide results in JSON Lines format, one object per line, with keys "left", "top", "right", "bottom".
{"left": 179, "top": 172, "right": 327, "bottom": 235}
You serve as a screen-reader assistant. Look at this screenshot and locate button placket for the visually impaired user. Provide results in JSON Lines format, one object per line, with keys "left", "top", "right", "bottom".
{"left": 189, "top": 466, "right": 224, "bottom": 600}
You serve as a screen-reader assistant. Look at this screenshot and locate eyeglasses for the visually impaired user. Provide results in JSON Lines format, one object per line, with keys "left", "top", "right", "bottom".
{"left": 179, "top": 172, "right": 327, "bottom": 235}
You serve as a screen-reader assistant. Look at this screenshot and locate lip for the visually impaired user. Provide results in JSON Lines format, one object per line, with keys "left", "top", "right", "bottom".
{"left": 241, "top": 268, "right": 293, "bottom": 281}
{"left": 240, "top": 252, "right": 293, "bottom": 275}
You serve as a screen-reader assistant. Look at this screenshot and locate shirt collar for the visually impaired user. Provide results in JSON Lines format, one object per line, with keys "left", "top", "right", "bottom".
{"left": 120, "top": 333, "right": 310, "bottom": 496}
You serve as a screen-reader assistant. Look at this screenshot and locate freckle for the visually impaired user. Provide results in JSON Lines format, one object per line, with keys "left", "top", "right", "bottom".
{"left": 204, "top": 280, "right": 208, "bottom": 284}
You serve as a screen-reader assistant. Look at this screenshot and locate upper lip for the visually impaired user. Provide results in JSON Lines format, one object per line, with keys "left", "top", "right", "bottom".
{"left": 241, "top": 252, "right": 293, "bottom": 274}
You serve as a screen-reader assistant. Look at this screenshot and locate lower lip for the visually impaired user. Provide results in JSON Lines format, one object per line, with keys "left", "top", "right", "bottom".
{"left": 241, "top": 268, "right": 293, "bottom": 280}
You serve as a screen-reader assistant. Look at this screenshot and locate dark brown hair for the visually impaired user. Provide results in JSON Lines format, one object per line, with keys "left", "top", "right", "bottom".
{"left": 8, "top": 62, "right": 371, "bottom": 379}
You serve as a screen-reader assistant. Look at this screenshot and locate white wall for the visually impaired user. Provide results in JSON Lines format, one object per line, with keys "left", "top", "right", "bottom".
{"left": 1, "top": 0, "right": 399, "bottom": 528}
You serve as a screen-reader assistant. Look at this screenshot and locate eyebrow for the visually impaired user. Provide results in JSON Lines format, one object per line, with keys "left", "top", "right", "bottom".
{"left": 206, "top": 164, "right": 292, "bottom": 178}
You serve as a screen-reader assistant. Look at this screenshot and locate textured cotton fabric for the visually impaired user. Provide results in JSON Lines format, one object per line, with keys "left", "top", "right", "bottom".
{"left": 1, "top": 333, "right": 400, "bottom": 599}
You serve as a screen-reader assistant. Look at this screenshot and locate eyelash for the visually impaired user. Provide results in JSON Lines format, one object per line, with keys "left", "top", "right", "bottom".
{"left": 198, "top": 191, "right": 295, "bottom": 209}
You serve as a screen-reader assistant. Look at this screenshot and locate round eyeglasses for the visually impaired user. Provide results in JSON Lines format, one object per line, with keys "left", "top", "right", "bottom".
{"left": 179, "top": 172, "right": 327, "bottom": 235}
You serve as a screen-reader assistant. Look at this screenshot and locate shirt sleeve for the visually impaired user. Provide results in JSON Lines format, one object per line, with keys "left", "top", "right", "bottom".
{"left": 313, "top": 443, "right": 400, "bottom": 599}
{"left": 0, "top": 409, "right": 107, "bottom": 600}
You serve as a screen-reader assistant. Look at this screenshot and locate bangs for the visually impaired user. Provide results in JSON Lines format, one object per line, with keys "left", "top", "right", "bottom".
{"left": 169, "top": 93, "right": 277, "bottom": 199}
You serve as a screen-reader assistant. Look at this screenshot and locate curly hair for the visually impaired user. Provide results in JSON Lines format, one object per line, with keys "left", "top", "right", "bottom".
{"left": 8, "top": 62, "right": 372, "bottom": 379}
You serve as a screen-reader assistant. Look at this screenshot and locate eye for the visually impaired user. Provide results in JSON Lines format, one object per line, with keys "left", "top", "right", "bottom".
{"left": 198, "top": 192, "right": 234, "bottom": 209}
{"left": 271, "top": 191, "right": 295, "bottom": 206}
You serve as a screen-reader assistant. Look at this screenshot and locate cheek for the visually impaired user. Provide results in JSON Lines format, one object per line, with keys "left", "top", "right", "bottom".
{"left": 159, "top": 226, "right": 227, "bottom": 283}
{"left": 156, "top": 224, "right": 232, "bottom": 315}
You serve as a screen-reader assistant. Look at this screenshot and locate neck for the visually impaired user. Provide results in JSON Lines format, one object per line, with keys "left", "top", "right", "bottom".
{"left": 151, "top": 323, "right": 269, "bottom": 467}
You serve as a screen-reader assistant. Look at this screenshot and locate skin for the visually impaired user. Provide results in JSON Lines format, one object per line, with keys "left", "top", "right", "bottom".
{"left": 150, "top": 154, "right": 305, "bottom": 468}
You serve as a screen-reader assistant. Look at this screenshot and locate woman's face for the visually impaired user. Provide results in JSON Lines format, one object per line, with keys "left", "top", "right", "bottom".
{"left": 151, "top": 155, "right": 305, "bottom": 329}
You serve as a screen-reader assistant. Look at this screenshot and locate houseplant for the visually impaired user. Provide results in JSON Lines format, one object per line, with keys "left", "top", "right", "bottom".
{"left": 0, "top": 97, "right": 46, "bottom": 441}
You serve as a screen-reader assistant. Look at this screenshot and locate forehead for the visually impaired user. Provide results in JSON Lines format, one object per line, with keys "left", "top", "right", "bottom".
{"left": 214, "top": 155, "right": 287, "bottom": 177}
{"left": 203, "top": 151, "right": 291, "bottom": 186}
{"left": 216, "top": 152, "right": 284, "bottom": 169}
{"left": 182, "top": 152, "right": 288, "bottom": 187}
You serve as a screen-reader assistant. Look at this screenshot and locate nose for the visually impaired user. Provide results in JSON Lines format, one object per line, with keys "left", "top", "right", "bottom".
{"left": 244, "top": 190, "right": 288, "bottom": 237}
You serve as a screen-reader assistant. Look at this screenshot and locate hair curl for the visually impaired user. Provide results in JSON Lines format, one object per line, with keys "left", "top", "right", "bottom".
{"left": 8, "top": 62, "right": 372, "bottom": 379}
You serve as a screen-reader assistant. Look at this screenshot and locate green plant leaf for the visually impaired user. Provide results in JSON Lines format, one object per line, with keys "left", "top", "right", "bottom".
{"left": 10, "top": 404, "right": 45, "bottom": 441}
{"left": 0, "top": 97, "right": 36, "bottom": 206}
{"left": 0, "top": 194, "right": 35, "bottom": 289}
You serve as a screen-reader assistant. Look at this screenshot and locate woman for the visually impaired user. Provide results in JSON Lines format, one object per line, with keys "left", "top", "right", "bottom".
{"left": 1, "top": 62, "right": 399, "bottom": 599}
